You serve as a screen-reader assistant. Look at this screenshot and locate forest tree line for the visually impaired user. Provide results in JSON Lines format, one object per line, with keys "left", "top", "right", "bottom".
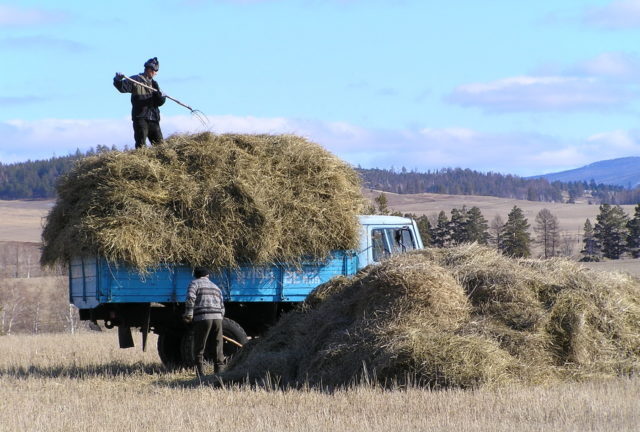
{"left": 1, "top": 149, "right": 639, "bottom": 204}
{"left": 359, "top": 167, "right": 639, "bottom": 204}
{"left": 0, "top": 145, "right": 116, "bottom": 200}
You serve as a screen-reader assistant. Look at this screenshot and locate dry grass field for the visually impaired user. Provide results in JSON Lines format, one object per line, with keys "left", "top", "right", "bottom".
{"left": 0, "top": 199, "right": 53, "bottom": 243}
{"left": 0, "top": 332, "right": 638, "bottom": 432}
{"left": 0, "top": 194, "right": 637, "bottom": 247}
{"left": 1, "top": 196, "right": 640, "bottom": 431}
{"left": 3, "top": 193, "right": 636, "bottom": 245}
{"left": 363, "top": 189, "right": 637, "bottom": 235}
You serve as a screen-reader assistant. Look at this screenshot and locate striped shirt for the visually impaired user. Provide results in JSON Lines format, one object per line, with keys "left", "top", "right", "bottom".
{"left": 184, "top": 277, "right": 225, "bottom": 321}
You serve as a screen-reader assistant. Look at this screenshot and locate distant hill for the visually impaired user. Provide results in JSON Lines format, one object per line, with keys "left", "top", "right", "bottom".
{"left": 533, "top": 157, "right": 640, "bottom": 188}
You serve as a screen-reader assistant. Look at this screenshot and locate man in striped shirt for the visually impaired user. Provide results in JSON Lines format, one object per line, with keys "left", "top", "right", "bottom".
{"left": 183, "top": 267, "right": 225, "bottom": 376}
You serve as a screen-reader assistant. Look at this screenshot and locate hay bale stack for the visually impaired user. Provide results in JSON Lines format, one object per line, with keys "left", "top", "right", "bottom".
{"left": 224, "top": 244, "right": 640, "bottom": 389}
{"left": 226, "top": 253, "right": 476, "bottom": 388}
{"left": 41, "top": 133, "right": 363, "bottom": 270}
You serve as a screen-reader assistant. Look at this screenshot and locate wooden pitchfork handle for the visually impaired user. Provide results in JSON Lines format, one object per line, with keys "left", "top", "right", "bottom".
{"left": 118, "top": 73, "right": 196, "bottom": 112}
{"left": 224, "top": 335, "right": 243, "bottom": 348}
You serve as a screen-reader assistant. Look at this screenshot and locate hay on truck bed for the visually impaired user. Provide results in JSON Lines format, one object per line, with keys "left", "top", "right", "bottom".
{"left": 223, "top": 244, "right": 640, "bottom": 389}
{"left": 41, "top": 133, "right": 364, "bottom": 271}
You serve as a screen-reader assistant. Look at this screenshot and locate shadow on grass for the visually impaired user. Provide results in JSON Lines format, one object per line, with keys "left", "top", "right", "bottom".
{"left": 0, "top": 361, "right": 165, "bottom": 379}
{"left": 151, "top": 368, "right": 228, "bottom": 389}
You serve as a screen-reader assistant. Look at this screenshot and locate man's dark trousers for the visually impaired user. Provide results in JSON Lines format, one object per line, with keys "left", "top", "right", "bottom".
{"left": 133, "top": 119, "right": 163, "bottom": 148}
{"left": 192, "top": 318, "right": 224, "bottom": 374}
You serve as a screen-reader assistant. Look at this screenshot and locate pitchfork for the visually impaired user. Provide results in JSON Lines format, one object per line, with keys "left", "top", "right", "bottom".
{"left": 118, "top": 74, "right": 209, "bottom": 127}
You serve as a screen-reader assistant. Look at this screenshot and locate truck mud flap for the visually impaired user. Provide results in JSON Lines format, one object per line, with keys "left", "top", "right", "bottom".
{"left": 118, "top": 325, "right": 135, "bottom": 349}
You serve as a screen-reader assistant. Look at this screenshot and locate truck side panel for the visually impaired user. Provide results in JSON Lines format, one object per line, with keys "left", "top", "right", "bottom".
{"left": 281, "top": 252, "right": 358, "bottom": 302}
{"left": 69, "top": 257, "right": 100, "bottom": 309}
{"left": 70, "top": 251, "right": 358, "bottom": 307}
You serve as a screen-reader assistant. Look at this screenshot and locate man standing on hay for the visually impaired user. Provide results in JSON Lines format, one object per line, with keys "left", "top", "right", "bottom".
{"left": 183, "top": 267, "right": 226, "bottom": 376}
{"left": 113, "top": 57, "right": 166, "bottom": 149}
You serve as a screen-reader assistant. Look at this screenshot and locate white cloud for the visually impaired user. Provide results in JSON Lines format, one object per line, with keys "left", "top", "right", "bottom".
{"left": 2, "top": 115, "right": 639, "bottom": 177}
{"left": 571, "top": 52, "right": 640, "bottom": 78}
{"left": 587, "top": 129, "right": 640, "bottom": 152}
{"left": 448, "top": 75, "right": 634, "bottom": 112}
{"left": 584, "top": 0, "right": 640, "bottom": 29}
{"left": 0, "top": 5, "right": 66, "bottom": 26}
{"left": 419, "top": 127, "right": 478, "bottom": 142}
{"left": 448, "top": 50, "right": 640, "bottom": 113}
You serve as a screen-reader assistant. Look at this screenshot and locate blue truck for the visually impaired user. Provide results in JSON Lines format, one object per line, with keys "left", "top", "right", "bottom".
{"left": 69, "top": 215, "right": 424, "bottom": 367}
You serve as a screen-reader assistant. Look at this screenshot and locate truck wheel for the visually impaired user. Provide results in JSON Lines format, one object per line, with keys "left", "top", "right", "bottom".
{"left": 181, "top": 318, "right": 249, "bottom": 366}
{"left": 218, "top": 317, "right": 249, "bottom": 359}
{"left": 157, "top": 332, "right": 184, "bottom": 369}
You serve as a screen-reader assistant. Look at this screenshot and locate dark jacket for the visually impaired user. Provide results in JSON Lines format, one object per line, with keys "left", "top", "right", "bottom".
{"left": 184, "top": 277, "right": 225, "bottom": 322}
{"left": 113, "top": 73, "right": 166, "bottom": 121}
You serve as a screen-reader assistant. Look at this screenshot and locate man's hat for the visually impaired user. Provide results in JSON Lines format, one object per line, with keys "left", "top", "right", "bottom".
{"left": 194, "top": 267, "right": 209, "bottom": 278}
{"left": 144, "top": 57, "right": 159, "bottom": 71}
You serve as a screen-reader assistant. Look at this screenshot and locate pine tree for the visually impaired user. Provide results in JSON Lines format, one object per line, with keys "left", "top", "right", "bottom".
{"left": 594, "top": 204, "right": 629, "bottom": 259}
{"left": 534, "top": 208, "right": 560, "bottom": 258}
{"left": 581, "top": 218, "right": 599, "bottom": 261}
{"left": 465, "top": 206, "right": 489, "bottom": 244}
{"left": 414, "top": 215, "right": 432, "bottom": 246}
{"left": 626, "top": 204, "right": 640, "bottom": 258}
{"left": 432, "top": 211, "right": 450, "bottom": 247}
{"left": 449, "top": 206, "right": 468, "bottom": 245}
{"left": 499, "top": 206, "right": 531, "bottom": 258}
{"left": 374, "top": 193, "right": 390, "bottom": 215}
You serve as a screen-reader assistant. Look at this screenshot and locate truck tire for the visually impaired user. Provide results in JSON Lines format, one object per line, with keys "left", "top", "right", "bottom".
{"left": 219, "top": 318, "right": 249, "bottom": 359}
{"left": 181, "top": 318, "right": 249, "bottom": 366}
{"left": 157, "top": 332, "right": 184, "bottom": 369}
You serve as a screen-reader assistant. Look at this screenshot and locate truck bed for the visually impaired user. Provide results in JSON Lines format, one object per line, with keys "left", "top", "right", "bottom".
{"left": 69, "top": 251, "right": 359, "bottom": 308}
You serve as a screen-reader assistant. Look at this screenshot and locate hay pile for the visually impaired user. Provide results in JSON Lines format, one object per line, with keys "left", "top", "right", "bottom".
{"left": 41, "top": 133, "right": 363, "bottom": 270}
{"left": 224, "top": 244, "right": 640, "bottom": 389}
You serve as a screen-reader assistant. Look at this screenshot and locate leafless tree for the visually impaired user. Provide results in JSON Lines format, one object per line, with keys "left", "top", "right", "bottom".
{"left": 0, "top": 282, "right": 26, "bottom": 335}
{"left": 64, "top": 304, "right": 81, "bottom": 334}
{"left": 534, "top": 208, "right": 560, "bottom": 258}
{"left": 32, "top": 301, "right": 41, "bottom": 334}
{"left": 489, "top": 214, "right": 504, "bottom": 249}
{"left": 559, "top": 231, "right": 578, "bottom": 257}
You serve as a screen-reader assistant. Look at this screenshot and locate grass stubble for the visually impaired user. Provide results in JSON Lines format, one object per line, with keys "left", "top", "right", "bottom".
{"left": 0, "top": 332, "right": 638, "bottom": 432}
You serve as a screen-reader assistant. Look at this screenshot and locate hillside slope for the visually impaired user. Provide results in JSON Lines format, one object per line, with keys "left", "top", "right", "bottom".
{"left": 533, "top": 157, "right": 640, "bottom": 188}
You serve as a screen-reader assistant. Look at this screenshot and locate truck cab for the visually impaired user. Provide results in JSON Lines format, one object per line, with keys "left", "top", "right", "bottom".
{"left": 70, "top": 215, "right": 423, "bottom": 367}
{"left": 357, "top": 215, "right": 423, "bottom": 267}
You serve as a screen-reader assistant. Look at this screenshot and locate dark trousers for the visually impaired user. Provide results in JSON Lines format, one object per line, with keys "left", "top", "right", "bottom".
{"left": 133, "top": 119, "right": 163, "bottom": 149}
{"left": 192, "top": 318, "right": 224, "bottom": 367}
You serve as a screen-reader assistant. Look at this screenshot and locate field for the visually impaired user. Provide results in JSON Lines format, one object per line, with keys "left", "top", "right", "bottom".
{"left": 0, "top": 331, "right": 638, "bottom": 432}
{"left": 1, "top": 196, "right": 640, "bottom": 430}
{"left": 0, "top": 199, "right": 53, "bottom": 243}
{"left": 363, "top": 189, "right": 638, "bottom": 235}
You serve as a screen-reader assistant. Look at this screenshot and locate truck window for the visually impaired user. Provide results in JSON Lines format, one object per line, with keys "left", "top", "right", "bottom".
{"left": 386, "top": 228, "right": 416, "bottom": 254}
{"left": 371, "top": 229, "right": 390, "bottom": 262}
{"left": 393, "top": 228, "right": 416, "bottom": 253}
{"left": 371, "top": 227, "right": 416, "bottom": 262}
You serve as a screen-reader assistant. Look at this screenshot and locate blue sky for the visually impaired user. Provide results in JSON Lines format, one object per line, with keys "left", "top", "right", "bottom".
{"left": 2, "top": 0, "right": 640, "bottom": 175}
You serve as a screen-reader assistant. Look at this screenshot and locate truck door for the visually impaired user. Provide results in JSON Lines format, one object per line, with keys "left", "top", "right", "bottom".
{"left": 370, "top": 227, "right": 417, "bottom": 263}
